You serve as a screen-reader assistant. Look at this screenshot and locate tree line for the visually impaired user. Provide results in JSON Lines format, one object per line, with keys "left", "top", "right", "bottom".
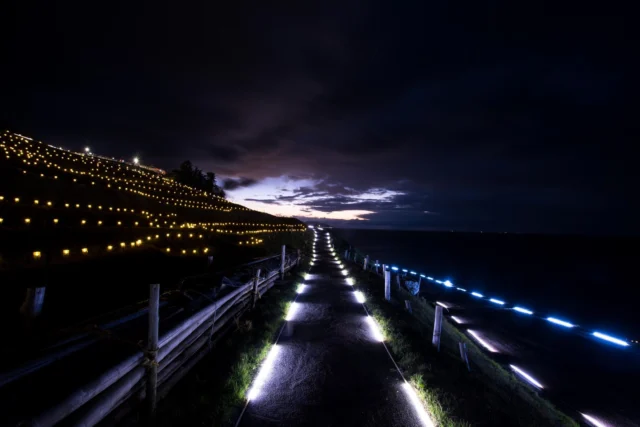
{"left": 170, "top": 160, "right": 226, "bottom": 198}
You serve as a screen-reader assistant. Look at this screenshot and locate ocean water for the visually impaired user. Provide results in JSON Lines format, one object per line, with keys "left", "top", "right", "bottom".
{"left": 334, "top": 229, "right": 640, "bottom": 339}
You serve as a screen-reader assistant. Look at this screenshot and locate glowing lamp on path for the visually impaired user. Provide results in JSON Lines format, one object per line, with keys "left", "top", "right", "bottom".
{"left": 366, "top": 316, "right": 384, "bottom": 342}
{"left": 285, "top": 302, "right": 299, "bottom": 321}
{"left": 443, "top": 280, "right": 454, "bottom": 287}
{"left": 247, "top": 344, "right": 281, "bottom": 401}
{"left": 471, "top": 292, "right": 484, "bottom": 298}
{"left": 489, "top": 298, "right": 505, "bottom": 305}
{"left": 354, "top": 291, "right": 365, "bottom": 303}
{"left": 546, "top": 317, "right": 575, "bottom": 328}
{"left": 402, "top": 382, "right": 436, "bottom": 427}
{"left": 467, "top": 330, "right": 498, "bottom": 352}
{"left": 133, "top": 157, "right": 139, "bottom": 165}
{"left": 510, "top": 365, "right": 544, "bottom": 389}
{"left": 580, "top": 413, "right": 610, "bottom": 427}
{"left": 592, "top": 331, "right": 629, "bottom": 347}
{"left": 513, "top": 306, "right": 533, "bottom": 315}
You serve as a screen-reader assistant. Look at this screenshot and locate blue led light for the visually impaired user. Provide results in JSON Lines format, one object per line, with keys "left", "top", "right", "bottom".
{"left": 435, "top": 280, "right": 443, "bottom": 284}
{"left": 489, "top": 298, "right": 505, "bottom": 305}
{"left": 592, "top": 331, "right": 629, "bottom": 347}
{"left": 547, "top": 317, "right": 575, "bottom": 328}
{"left": 471, "top": 292, "right": 484, "bottom": 298}
{"left": 456, "top": 288, "right": 467, "bottom": 292}
{"left": 410, "top": 271, "right": 417, "bottom": 275}
{"left": 427, "top": 277, "right": 434, "bottom": 281}
{"left": 513, "top": 306, "right": 533, "bottom": 315}
{"left": 391, "top": 266, "right": 399, "bottom": 271}
{"left": 419, "top": 274, "right": 426, "bottom": 278}
{"left": 444, "top": 280, "right": 454, "bottom": 287}
{"left": 402, "top": 269, "right": 408, "bottom": 273}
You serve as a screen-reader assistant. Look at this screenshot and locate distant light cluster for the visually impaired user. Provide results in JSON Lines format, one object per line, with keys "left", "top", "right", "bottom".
{"left": 0, "top": 130, "right": 307, "bottom": 265}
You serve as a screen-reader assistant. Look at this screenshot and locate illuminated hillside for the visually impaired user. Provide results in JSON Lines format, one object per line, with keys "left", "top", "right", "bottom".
{"left": 0, "top": 130, "right": 306, "bottom": 269}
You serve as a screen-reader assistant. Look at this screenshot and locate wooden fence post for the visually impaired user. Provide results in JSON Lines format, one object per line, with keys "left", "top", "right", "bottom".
{"left": 432, "top": 305, "right": 443, "bottom": 351}
{"left": 459, "top": 342, "right": 471, "bottom": 371}
{"left": 20, "top": 287, "right": 46, "bottom": 319}
{"left": 252, "top": 269, "right": 261, "bottom": 308}
{"left": 147, "top": 284, "right": 160, "bottom": 418}
{"left": 280, "top": 245, "right": 286, "bottom": 279}
{"left": 384, "top": 269, "right": 391, "bottom": 301}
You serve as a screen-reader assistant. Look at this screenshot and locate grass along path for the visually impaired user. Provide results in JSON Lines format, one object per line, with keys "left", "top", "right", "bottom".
{"left": 348, "top": 265, "right": 578, "bottom": 427}
{"left": 152, "top": 264, "right": 309, "bottom": 427}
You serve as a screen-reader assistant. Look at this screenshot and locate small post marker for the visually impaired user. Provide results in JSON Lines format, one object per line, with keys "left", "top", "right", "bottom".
{"left": 147, "top": 284, "right": 160, "bottom": 418}
{"left": 375, "top": 260, "right": 380, "bottom": 274}
{"left": 433, "top": 305, "right": 443, "bottom": 351}
{"left": 459, "top": 342, "right": 471, "bottom": 371}
{"left": 280, "top": 245, "right": 286, "bottom": 279}
{"left": 252, "top": 268, "right": 261, "bottom": 308}
{"left": 384, "top": 269, "right": 391, "bottom": 301}
{"left": 405, "top": 300, "right": 412, "bottom": 314}
{"left": 364, "top": 255, "right": 369, "bottom": 270}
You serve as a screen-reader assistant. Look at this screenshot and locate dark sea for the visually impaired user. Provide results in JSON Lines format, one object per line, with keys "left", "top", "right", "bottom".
{"left": 334, "top": 229, "right": 640, "bottom": 339}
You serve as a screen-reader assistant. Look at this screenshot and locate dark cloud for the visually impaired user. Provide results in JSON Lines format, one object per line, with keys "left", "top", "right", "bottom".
{"left": 1, "top": 1, "right": 637, "bottom": 234}
{"left": 222, "top": 177, "right": 258, "bottom": 191}
{"left": 211, "top": 145, "right": 243, "bottom": 162}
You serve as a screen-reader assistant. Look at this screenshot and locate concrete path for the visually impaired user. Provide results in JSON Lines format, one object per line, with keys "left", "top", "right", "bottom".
{"left": 238, "top": 231, "right": 424, "bottom": 427}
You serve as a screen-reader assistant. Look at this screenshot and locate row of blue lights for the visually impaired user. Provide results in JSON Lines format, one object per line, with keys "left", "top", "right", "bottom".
{"left": 377, "top": 263, "right": 631, "bottom": 348}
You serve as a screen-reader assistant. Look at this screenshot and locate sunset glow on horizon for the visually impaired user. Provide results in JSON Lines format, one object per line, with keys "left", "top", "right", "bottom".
{"left": 225, "top": 175, "right": 399, "bottom": 221}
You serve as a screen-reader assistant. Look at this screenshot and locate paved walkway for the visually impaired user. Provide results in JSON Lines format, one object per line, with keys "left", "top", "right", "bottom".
{"left": 239, "top": 231, "right": 423, "bottom": 427}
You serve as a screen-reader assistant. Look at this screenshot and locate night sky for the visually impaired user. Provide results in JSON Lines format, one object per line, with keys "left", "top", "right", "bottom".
{"left": 1, "top": 2, "right": 636, "bottom": 234}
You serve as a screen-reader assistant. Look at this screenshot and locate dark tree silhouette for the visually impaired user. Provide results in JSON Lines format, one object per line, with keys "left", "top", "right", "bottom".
{"left": 171, "top": 161, "right": 226, "bottom": 198}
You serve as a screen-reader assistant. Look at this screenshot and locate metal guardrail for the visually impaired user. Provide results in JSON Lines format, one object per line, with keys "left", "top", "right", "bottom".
{"left": 0, "top": 247, "right": 301, "bottom": 427}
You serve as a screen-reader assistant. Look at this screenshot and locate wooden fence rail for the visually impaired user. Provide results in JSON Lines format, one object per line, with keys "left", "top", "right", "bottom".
{"left": 1, "top": 249, "right": 300, "bottom": 427}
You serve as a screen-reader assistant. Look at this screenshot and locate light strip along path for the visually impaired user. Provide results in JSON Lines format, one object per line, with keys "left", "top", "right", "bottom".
{"left": 238, "top": 231, "right": 424, "bottom": 427}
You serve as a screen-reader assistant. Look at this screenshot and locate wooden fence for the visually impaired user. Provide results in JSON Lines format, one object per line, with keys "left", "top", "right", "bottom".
{"left": 0, "top": 247, "right": 301, "bottom": 426}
